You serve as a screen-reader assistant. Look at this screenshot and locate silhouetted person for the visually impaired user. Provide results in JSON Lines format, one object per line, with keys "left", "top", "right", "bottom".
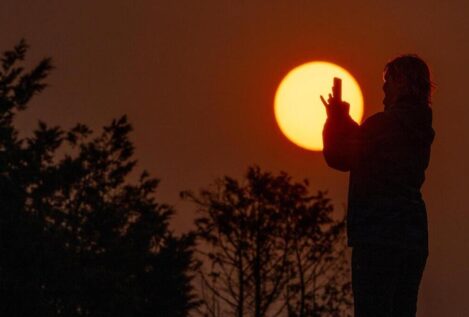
{"left": 321, "top": 55, "right": 435, "bottom": 317}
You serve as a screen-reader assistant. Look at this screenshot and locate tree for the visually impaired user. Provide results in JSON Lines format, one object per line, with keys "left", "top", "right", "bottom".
{"left": 180, "top": 165, "right": 352, "bottom": 317}
{"left": 283, "top": 189, "right": 352, "bottom": 317}
{"left": 0, "top": 39, "right": 201, "bottom": 316}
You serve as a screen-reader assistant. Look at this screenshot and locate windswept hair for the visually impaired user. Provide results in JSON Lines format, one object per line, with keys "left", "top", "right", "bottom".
{"left": 384, "top": 54, "right": 436, "bottom": 105}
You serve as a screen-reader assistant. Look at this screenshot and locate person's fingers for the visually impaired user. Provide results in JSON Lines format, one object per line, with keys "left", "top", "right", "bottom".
{"left": 320, "top": 95, "right": 328, "bottom": 107}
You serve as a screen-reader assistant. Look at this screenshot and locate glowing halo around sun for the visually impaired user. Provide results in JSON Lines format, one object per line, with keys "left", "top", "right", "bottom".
{"left": 274, "top": 61, "right": 364, "bottom": 151}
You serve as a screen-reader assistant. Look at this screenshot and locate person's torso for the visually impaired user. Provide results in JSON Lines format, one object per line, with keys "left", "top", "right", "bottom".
{"left": 346, "top": 101, "right": 434, "bottom": 249}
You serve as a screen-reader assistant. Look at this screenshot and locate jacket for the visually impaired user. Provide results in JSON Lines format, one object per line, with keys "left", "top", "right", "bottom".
{"left": 322, "top": 96, "right": 435, "bottom": 251}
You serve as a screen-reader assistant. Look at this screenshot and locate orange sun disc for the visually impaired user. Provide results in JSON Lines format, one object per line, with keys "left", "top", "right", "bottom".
{"left": 274, "top": 61, "right": 364, "bottom": 151}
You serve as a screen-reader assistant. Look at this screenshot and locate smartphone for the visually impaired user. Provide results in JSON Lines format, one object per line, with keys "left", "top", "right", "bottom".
{"left": 332, "top": 77, "right": 342, "bottom": 102}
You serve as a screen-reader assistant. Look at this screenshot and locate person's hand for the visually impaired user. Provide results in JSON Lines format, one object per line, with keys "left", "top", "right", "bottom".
{"left": 320, "top": 93, "right": 350, "bottom": 119}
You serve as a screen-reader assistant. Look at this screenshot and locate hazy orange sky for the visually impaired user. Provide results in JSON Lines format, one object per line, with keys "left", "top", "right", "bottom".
{"left": 1, "top": 1, "right": 468, "bottom": 315}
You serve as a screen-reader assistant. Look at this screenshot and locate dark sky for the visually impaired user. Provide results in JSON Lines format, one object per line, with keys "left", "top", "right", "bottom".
{"left": 1, "top": 1, "right": 468, "bottom": 315}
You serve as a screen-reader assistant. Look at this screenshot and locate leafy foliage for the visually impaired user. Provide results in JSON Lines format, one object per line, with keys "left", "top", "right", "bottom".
{"left": 0, "top": 40, "right": 200, "bottom": 316}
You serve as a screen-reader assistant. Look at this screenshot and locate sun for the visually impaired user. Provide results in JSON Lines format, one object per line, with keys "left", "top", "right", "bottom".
{"left": 274, "top": 61, "right": 364, "bottom": 151}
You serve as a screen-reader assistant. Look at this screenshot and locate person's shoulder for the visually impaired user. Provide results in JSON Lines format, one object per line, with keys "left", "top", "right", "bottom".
{"left": 360, "top": 111, "right": 394, "bottom": 132}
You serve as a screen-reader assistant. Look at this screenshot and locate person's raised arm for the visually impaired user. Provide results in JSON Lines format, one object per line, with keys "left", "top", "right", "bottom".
{"left": 321, "top": 93, "right": 360, "bottom": 171}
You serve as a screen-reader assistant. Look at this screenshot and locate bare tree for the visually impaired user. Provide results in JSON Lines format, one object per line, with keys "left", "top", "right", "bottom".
{"left": 283, "top": 193, "right": 352, "bottom": 317}
{"left": 181, "top": 165, "right": 352, "bottom": 317}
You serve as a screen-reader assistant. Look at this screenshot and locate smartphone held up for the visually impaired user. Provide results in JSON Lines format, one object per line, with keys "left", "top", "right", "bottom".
{"left": 332, "top": 77, "right": 342, "bottom": 102}
{"left": 320, "top": 76, "right": 349, "bottom": 118}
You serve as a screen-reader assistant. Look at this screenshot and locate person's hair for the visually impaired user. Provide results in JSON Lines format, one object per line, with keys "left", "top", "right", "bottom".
{"left": 383, "top": 54, "right": 436, "bottom": 105}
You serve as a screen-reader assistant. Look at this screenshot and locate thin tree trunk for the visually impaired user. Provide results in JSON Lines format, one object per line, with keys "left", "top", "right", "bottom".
{"left": 294, "top": 238, "right": 306, "bottom": 317}
{"left": 237, "top": 240, "right": 244, "bottom": 317}
{"left": 254, "top": 209, "right": 261, "bottom": 317}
